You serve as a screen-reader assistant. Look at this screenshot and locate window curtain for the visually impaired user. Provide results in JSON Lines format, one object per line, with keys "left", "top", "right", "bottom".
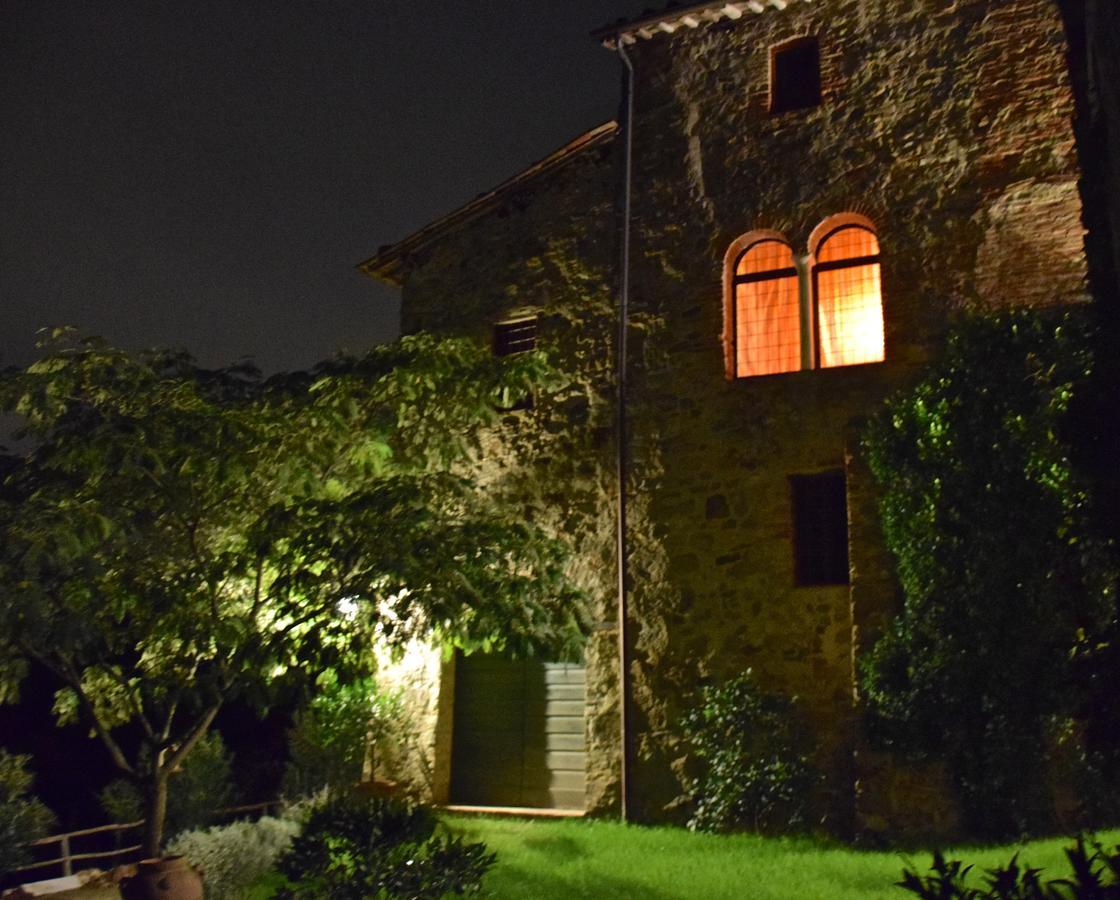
{"left": 817, "top": 262, "right": 884, "bottom": 367}
{"left": 736, "top": 275, "right": 801, "bottom": 376}
{"left": 816, "top": 226, "right": 884, "bottom": 368}
{"left": 735, "top": 240, "right": 800, "bottom": 377}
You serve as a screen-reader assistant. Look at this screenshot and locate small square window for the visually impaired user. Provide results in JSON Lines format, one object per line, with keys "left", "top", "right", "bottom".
{"left": 770, "top": 37, "right": 822, "bottom": 115}
{"left": 493, "top": 318, "right": 537, "bottom": 356}
{"left": 790, "top": 471, "right": 849, "bottom": 585}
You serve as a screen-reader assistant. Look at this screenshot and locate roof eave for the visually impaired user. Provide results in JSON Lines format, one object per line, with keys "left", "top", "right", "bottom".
{"left": 592, "top": 0, "right": 806, "bottom": 48}
{"left": 359, "top": 121, "right": 619, "bottom": 288}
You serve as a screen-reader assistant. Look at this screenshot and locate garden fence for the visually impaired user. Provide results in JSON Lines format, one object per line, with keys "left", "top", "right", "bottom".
{"left": 5, "top": 800, "right": 282, "bottom": 886}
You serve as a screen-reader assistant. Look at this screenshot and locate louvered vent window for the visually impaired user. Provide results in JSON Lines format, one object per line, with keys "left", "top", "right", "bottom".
{"left": 493, "top": 318, "right": 537, "bottom": 411}
{"left": 493, "top": 318, "right": 537, "bottom": 356}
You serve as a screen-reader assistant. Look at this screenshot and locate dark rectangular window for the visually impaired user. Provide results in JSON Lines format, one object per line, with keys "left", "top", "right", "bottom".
{"left": 770, "top": 37, "right": 822, "bottom": 115}
{"left": 493, "top": 318, "right": 537, "bottom": 356}
{"left": 790, "top": 470, "right": 849, "bottom": 585}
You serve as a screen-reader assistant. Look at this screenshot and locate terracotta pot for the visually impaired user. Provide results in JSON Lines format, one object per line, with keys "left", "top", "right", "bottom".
{"left": 119, "top": 855, "right": 203, "bottom": 900}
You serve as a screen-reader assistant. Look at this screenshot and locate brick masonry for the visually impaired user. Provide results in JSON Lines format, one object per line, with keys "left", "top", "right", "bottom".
{"left": 368, "top": 0, "right": 1091, "bottom": 841}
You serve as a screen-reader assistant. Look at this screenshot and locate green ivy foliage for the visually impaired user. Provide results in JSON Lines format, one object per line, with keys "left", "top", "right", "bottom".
{"left": 680, "top": 670, "right": 819, "bottom": 834}
{"left": 860, "top": 309, "right": 1118, "bottom": 837}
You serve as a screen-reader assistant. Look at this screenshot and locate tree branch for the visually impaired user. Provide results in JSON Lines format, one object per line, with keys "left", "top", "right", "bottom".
{"left": 158, "top": 688, "right": 183, "bottom": 745}
{"left": 162, "top": 703, "right": 221, "bottom": 776}
{"left": 250, "top": 553, "right": 265, "bottom": 618}
{"left": 34, "top": 651, "right": 138, "bottom": 779}
{"left": 108, "top": 662, "right": 156, "bottom": 743}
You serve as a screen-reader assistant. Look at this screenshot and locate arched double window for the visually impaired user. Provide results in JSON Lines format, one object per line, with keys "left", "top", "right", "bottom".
{"left": 726, "top": 216, "right": 885, "bottom": 378}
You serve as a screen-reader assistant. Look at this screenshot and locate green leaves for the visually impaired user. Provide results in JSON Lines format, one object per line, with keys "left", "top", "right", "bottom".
{"left": 681, "top": 670, "right": 819, "bottom": 834}
{"left": 283, "top": 676, "right": 407, "bottom": 798}
{"left": 860, "top": 309, "right": 1118, "bottom": 836}
{"left": 0, "top": 328, "right": 583, "bottom": 850}
{"left": 276, "top": 795, "right": 495, "bottom": 899}
{"left": 51, "top": 668, "right": 143, "bottom": 730}
{"left": 0, "top": 750, "right": 56, "bottom": 877}
{"left": 898, "top": 837, "right": 1120, "bottom": 899}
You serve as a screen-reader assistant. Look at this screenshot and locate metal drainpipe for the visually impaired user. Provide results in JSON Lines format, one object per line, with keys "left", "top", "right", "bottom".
{"left": 615, "top": 36, "right": 635, "bottom": 824}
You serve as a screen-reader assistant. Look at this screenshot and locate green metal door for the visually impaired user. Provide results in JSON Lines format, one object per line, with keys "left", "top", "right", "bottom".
{"left": 450, "top": 654, "right": 587, "bottom": 810}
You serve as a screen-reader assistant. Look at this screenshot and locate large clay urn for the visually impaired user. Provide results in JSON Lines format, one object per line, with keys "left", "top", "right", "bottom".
{"left": 120, "top": 856, "right": 204, "bottom": 900}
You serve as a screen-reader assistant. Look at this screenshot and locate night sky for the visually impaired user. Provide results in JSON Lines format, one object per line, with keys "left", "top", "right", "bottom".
{"left": 1, "top": 1, "right": 658, "bottom": 825}
{"left": 1, "top": 1, "right": 651, "bottom": 378}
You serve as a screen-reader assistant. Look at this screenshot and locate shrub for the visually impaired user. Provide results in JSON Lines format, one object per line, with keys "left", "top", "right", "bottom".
{"left": 168, "top": 815, "right": 300, "bottom": 900}
{"left": 1047, "top": 718, "right": 1120, "bottom": 832}
{"left": 898, "top": 836, "right": 1120, "bottom": 899}
{"left": 99, "top": 731, "right": 236, "bottom": 840}
{"left": 860, "top": 309, "right": 1118, "bottom": 837}
{"left": 99, "top": 776, "right": 144, "bottom": 826}
{"left": 283, "top": 676, "right": 408, "bottom": 799}
{"left": 680, "top": 670, "right": 819, "bottom": 834}
{"left": 0, "top": 749, "right": 55, "bottom": 878}
{"left": 275, "top": 794, "right": 494, "bottom": 899}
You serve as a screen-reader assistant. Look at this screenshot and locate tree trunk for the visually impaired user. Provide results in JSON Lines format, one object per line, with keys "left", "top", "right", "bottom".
{"left": 142, "top": 770, "right": 170, "bottom": 859}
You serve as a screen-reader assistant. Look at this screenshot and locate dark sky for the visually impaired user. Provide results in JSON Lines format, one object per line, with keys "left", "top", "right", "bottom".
{"left": 1, "top": 1, "right": 649, "bottom": 375}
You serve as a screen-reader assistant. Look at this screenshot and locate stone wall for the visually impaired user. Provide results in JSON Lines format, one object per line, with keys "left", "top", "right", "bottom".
{"left": 372, "top": 641, "right": 455, "bottom": 803}
{"left": 617, "top": 0, "right": 1085, "bottom": 837}
{"left": 378, "top": 0, "right": 1089, "bottom": 840}
{"left": 391, "top": 137, "right": 624, "bottom": 814}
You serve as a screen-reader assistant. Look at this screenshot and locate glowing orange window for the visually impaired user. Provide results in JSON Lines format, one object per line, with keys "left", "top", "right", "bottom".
{"left": 733, "top": 240, "right": 801, "bottom": 377}
{"left": 812, "top": 225, "right": 885, "bottom": 368}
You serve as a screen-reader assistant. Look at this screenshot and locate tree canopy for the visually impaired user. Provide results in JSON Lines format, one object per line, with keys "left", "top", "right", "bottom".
{"left": 0, "top": 329, "right": 583, "bottom": 854}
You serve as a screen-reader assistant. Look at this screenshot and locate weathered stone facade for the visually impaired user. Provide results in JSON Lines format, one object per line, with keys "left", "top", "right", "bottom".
{"left": 361, "top": 0, "right": 1091, "bottom": 840}
{"left": 364, "top": 127, "right": 626, "bottom": 815}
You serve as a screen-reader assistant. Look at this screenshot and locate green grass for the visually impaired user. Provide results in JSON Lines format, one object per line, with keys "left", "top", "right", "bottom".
{"left": 442, "top": 815, "right": 1120, "bottom": 900}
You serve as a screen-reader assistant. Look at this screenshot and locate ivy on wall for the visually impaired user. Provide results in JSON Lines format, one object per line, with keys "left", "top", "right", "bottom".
{"left": 859, "top": 309, "right": 1118, "bottom": 837}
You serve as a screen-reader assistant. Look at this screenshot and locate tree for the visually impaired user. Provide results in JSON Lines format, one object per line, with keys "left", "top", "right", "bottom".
{"left": 282, "top": 675, "right": 407, "bottom": 800}
{"left": 0, "top": 329, "right": 582, "bottom": 856}
{"left": 0, "top": 749, "right": 55, "bottom": 877}
{"left": 859, "top": 309, "right": 1117, "bottom": 836}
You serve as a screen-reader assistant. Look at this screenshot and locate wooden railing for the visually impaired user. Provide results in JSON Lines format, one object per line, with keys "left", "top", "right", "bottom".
{"left": 21, "top": 820, "right": 144, "bottom": 878}
{"left": 7, "top": 800, "right": 284, "bottom": 884}
{"left": 213, "top": 801, "right": 283, "bottom": 820}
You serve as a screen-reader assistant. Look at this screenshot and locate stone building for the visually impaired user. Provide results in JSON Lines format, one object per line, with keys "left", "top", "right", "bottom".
{"left": 359, "top": 0, "right": 1093, "bottom": 840}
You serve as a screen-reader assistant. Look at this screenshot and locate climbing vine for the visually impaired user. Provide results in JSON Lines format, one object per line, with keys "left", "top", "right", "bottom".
{"left": 860, "top": 309, "right": 1117, "bottom": 837}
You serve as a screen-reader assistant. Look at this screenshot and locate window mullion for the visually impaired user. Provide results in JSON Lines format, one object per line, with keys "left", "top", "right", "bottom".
{"left": 795, "top": 254, "right": 813, "bottom": 371}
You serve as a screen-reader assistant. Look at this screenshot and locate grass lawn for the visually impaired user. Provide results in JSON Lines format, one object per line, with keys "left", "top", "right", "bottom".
{"left": 442, "top": 815, "right": 1120, "bottom": 900}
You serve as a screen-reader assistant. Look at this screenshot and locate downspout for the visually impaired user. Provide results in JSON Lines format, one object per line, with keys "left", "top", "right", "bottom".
{"left": 615, "top": 36, "right": 635, "bottom": 824}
